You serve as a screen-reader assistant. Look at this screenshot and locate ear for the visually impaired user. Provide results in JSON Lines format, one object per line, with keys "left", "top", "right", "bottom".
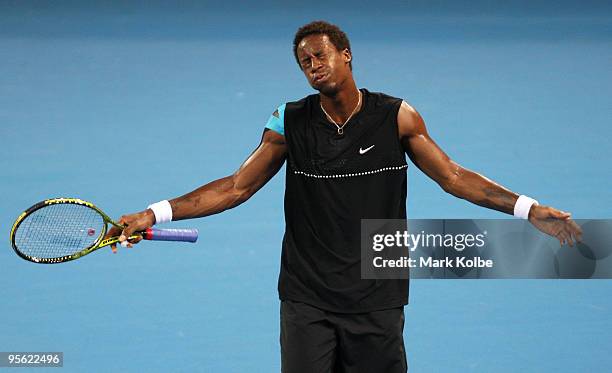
{"left": 343, "top": 49, "right": 352, "bottom": 64}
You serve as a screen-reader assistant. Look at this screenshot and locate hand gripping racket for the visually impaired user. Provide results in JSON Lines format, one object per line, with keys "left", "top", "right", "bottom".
{"left": 9, "top": 198, "right": 198, "bottom": 264}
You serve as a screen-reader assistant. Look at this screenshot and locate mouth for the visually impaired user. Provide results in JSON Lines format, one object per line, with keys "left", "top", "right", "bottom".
{"left": 312, "top": 72, "right": 328, "bottom": 84}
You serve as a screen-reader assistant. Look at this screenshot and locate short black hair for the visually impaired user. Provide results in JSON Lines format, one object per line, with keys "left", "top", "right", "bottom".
{"left": 293, "top": 20, "right": 352, "bottom": 70}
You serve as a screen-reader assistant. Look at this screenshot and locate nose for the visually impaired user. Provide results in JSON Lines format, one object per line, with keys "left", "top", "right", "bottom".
{"left": 309, "top": 56, "right": 323, "bottom": 71}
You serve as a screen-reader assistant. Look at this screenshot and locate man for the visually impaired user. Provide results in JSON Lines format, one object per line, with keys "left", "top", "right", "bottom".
{"left": 108, "top": 21, "right": 581, "bottom": 372}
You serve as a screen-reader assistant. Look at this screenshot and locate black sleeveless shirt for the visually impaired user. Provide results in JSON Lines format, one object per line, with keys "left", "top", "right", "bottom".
{"left": 279, "top": 89, "right": 409, "bottom": 313}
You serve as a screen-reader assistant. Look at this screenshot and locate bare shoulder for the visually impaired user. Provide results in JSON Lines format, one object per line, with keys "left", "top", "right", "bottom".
{"left": 397, "top": 101, "right": 427, "bottom": 138}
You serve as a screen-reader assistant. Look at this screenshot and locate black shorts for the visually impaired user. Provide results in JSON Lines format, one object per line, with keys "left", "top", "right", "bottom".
{"left": 280, "top": 300, "right": 408, "bottom": 373}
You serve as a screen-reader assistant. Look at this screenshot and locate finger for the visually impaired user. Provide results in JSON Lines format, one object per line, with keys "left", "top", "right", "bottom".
{"left": 563, "top": 229, "right": 575, "bottom": 247}
{"left": 556, "top": 230, "right": 566, "bottom": 246}
{"left": 121, "top": 240, "right": 134, "bottom": 249}
{"left": 570, "top": 229, "right": 581, "bottom": 246}
{"left": 126, "top": 234, "right": 144, "bottom": 248}
{"left": 104, "top": 225, "right": 122, "bottom": 240}
{"left": 576, "top": 229, "right": 583, "bottom": 243}
{"left": 558, "top": 231, "right": 570, "bottom": 247}
{"left": 558, "top": 236, "right": 565, "bottom": 247}
{"left": 119, "top": 226, "right": 137, "bottom": 244}
{"left": 568, "top": 220, "right": 583, "bottom": 242}
{"left": 560, "top": 221, "right": 579, "bottom": 246}
{"left": 105, "top": 215, "right": 129, "bottom": 240}
{"left": 111, "top": 243, "right": 117, "bottom": 254}
{"left": 117, "top": 214, "right": 135, "bottom": 238}
{"left": 116, "top": 216, "right": 129, "bottom": 227}
{"left": 559, "top": 226, "right": 573, "bottom": 247}
{"left": 130, "top": 236, "right": 143, "bottom": 244}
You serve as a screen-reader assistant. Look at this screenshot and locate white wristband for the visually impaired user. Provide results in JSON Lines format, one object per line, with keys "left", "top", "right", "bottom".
{"left": 147, "top": 200, "right": 173, "bottom": 224}
{"left": 514, "top": 195, "right": 538, "bottom": 219}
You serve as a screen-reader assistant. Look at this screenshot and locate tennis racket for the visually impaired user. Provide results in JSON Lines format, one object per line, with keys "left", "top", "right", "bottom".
{"left": 10, "top": 198, "right": 198, "bottom": 264}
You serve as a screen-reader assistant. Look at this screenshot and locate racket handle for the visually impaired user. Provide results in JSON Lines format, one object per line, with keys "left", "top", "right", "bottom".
{"left": 142, "top": 228, "right": 198, "bottom": 242}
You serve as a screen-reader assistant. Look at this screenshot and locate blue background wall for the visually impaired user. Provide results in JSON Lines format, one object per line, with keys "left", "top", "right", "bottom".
{"left": 1, "top": 1, "right": 611, "bottom": 371}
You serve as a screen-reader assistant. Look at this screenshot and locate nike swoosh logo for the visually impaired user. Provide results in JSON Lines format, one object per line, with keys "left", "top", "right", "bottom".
{"left": 359, "top": 145, "right": 375, "bottom": 155}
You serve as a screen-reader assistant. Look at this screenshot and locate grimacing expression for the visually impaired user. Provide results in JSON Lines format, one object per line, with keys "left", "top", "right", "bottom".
{"left": 296, "top": 34, "right": 352, "bottom": 94}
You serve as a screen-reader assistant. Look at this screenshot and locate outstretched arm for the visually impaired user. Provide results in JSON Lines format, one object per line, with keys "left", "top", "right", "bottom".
{"left": 108, "top": 129, "right": 286, "bottom": 250}
{"left": 397, "top": 101, "right": 581, "bottom": 245}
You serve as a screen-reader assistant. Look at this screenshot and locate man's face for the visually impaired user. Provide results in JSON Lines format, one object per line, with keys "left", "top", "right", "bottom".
{"left": 296, "top": 34, "right": 352, "bottom": 95}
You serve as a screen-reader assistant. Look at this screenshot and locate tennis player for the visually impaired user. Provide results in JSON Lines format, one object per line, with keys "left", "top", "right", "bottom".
{"left": 108, "top": 21, "right": 582, "bottom": 373}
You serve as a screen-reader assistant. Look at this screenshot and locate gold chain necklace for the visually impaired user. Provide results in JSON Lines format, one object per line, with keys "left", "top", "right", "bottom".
{"left": 320, "top": 90, "right": 362, "bottom": 135}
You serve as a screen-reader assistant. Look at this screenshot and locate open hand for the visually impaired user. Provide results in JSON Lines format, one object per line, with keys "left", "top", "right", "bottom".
{"left": 528, "top": 205, "right": 583, "bottom": 246}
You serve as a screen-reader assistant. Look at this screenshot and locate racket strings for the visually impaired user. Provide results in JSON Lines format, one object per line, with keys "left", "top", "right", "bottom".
{"left": 14, "top": 203, "right": 105, "bottom": 259}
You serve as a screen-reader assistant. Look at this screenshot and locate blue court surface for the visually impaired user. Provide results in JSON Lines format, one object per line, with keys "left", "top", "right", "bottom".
{"left": 1, "top": 1, "right": 611, "bottom": 372}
